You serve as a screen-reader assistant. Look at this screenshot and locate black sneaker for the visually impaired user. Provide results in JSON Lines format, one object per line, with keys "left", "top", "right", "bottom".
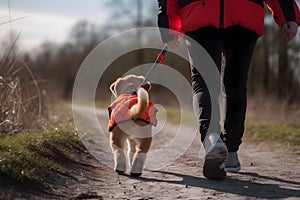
{"left": 203, "top": 134, "right": 228, "bottom": 180}
{"left": 224, "top": 152, "right": 241, "bottom": 172}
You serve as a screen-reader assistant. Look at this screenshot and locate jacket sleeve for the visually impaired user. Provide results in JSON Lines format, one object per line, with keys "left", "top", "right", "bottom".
{"left": 265, "top": 0, "right": 300, "bottom": 26}
{"left": 157, "top": 0, "right": 181, "bottom": 42}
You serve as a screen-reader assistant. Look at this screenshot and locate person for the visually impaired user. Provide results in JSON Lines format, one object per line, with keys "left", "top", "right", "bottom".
{"left": 157, "top": 0, "right": 300, "bottom": 180}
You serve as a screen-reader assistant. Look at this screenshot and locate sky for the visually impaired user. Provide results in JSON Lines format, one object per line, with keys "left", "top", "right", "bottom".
{"left": 0, "top": 0, "right": 154, "bottom": 52}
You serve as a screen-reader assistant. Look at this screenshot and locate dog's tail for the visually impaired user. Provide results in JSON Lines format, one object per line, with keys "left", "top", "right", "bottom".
{"left": 130, "top": 87, "right": 149, "bottom": 119}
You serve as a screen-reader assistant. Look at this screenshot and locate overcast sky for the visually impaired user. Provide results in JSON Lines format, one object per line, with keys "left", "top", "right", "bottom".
{"left": 0, "top": 0, "right": 155, "bottom": 52}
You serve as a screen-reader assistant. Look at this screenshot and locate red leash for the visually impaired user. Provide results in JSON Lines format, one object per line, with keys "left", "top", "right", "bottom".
{"left": 139, "top": 44, "right": 168, "bottom": 87}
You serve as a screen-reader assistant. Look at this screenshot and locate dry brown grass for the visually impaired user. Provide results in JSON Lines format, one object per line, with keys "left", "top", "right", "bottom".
{"left": 0, "top": 37, "right": 48, "bottom": 134}
{"left": 247, "top": 95, "right": 300, "bottom": 125}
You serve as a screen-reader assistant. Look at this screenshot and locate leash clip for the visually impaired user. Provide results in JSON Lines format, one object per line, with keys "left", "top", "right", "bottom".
{"left": 157, "top": 53, "right": 165, "bottom": 64}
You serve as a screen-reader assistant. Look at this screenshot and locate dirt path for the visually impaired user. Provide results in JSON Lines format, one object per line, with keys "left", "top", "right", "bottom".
{"left": 61, "top": 143, "right": 300, "bottom": 200}
{"left": 3, "top": 107, "right": 299, "bottom": 199}
{"left": 56, "top": 106, "right": 300, "bottom": 200}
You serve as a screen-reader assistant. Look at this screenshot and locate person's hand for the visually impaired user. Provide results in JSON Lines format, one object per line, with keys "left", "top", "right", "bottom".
{"left": 167, "top": 34, "right": 180, "bottom": 48}
{"left": 282, "top": 21, "right": 298, "bottom": 42}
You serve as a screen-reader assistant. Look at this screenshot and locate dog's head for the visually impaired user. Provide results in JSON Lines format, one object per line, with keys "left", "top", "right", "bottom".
{"left": 110, "top": 75, "right": 151, "bottom": 97}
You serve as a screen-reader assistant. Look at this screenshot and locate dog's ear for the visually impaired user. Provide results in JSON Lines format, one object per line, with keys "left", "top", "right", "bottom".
{"left": 110, "top": 78, "right": 122, "bottom": 97}
{"left": 110, "top": 81, "right": 117, "bottom": 97}
{"left": 141, "top": 82, "right": 151, "bottom": 91}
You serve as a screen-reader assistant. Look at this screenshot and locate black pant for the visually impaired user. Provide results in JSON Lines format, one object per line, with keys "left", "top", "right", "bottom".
{"left": 186, "top": 26, "right": 258, "bottom": 152}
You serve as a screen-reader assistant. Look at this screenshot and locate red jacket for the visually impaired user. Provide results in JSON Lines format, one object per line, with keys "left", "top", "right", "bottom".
{"left": 158, "top": 0, "right": 300, "bottom": 41}
{"left": 108, "top": 94, "right": 158, "bottom": 131}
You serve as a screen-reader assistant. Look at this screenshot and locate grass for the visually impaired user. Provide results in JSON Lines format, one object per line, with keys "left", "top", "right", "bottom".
{"left": 163, "top": 105, "right": 300, "bottom": 152}
{"left": 163, "top": 106, "right": 198, "bottom": 125}
{"left": 245, "top": 121, "right": 300, "bottom": 153}
{"left": 0, "top": 33, "right": 64, "bottom": 193}
{"left": 0, "top": 106, "right": 84, "bottom": 192}
{"left": 152, "top": 103, "right": 300, "bottom": 153}
{"left": 95, "top": 101, "right": 110, "bottom": 109}
{"left": 0, "top": 35, "right": 46, "bottom": 134}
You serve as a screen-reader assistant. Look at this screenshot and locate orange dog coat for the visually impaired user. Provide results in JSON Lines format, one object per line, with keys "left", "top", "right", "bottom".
{"left": 108, "top": 93, "right": 158, "bottom": 131}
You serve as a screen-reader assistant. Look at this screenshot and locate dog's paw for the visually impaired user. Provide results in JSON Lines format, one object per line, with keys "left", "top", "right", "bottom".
{"left": 130, "top": 172, "right": 142, "bottom": 177}
{"left": 115, "top": 169, "right": 126, "bottom": 175}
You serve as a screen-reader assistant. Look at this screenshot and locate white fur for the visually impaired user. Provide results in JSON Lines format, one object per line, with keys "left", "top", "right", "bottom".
{"left": 129, "top": 87, "right": 149, "bottom": 116}
{"left": 129, "top": 104, "right": 139, "bottom": 116}
{"left": 137, "top": 87, "right": 149, "bottom": 101}
{"left": 114, "top": 150, "right": 127, "bottom": 172}
{"left": 130, "top": 153, "right": 147, "bottom": 174}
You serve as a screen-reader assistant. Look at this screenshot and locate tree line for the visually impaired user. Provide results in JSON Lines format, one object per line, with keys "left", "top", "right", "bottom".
{"left": 7, "top": 1, "right": 300, "bottom": 103}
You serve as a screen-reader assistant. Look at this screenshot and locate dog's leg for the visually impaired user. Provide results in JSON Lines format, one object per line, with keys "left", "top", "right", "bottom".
{"left": 130, "top": 137, "right": 152, "bottom": 177}
{"left": 127, "top": 138, "right": 136, "bottom": 168}
{"left": 110, "top": 130, "right": 127, "bottom": 174}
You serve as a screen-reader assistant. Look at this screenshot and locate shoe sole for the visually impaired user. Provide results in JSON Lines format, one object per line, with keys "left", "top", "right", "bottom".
{"left": 225, "top": 165, "right": 241, "bottom": 172}
{"left": 203, "top": 144, "right": 228, "bottom": 180}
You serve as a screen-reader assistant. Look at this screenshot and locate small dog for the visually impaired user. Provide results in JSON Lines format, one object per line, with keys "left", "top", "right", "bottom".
{"left": 108, "top": 75, "right": 157, "bottom": 176}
